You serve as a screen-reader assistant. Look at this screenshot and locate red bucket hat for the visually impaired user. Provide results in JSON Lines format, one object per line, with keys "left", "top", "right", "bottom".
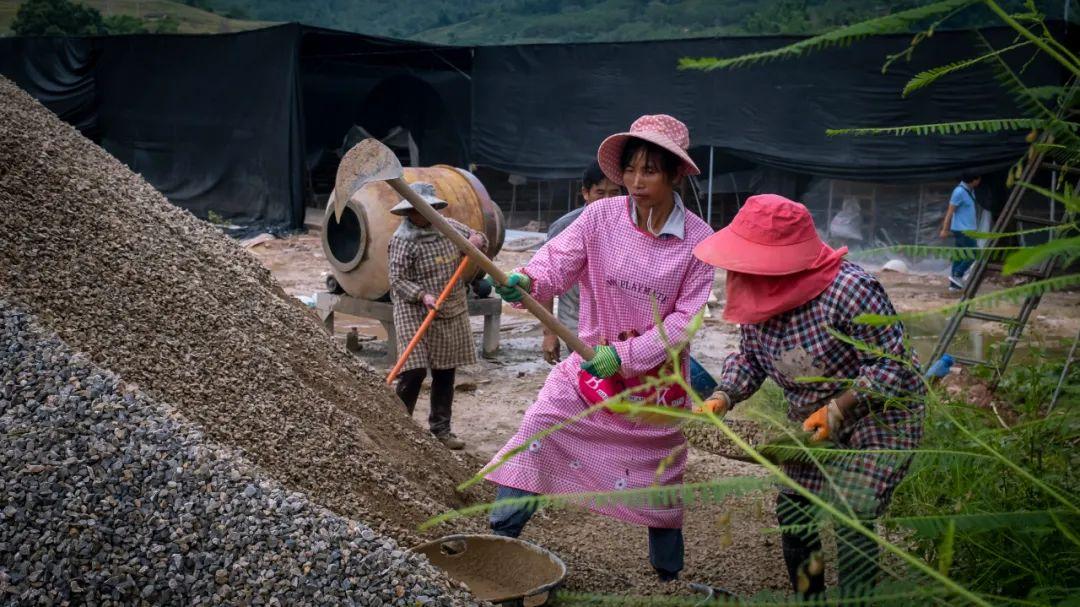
{"left": 597, "top": 114, "right": 701, "bottom": 186}
{"left": 694, "top": 194, "right": 843, "bottom": 276}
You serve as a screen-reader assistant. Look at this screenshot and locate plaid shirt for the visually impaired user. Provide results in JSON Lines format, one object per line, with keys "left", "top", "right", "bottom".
{"left": 388, "top": 218, "right": 486, "bottom": 372}
{"left": 718, "top": 262, "right": 925, "bottom": 515}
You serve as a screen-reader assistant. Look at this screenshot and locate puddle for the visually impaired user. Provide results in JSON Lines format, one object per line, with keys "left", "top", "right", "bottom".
{"left": 903, "top": 315, "right": 1071, "bottom": 368}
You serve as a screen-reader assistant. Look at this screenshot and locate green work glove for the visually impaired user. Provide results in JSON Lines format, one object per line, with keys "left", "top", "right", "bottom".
{"left": 492, "top": 272, "right": 531, "bottom": 302}
{"left": 581, "top": 345, "right": 622, "bottom": 378}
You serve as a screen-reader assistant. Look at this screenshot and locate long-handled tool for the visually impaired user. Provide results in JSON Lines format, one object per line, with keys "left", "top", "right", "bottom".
{"left": 386, "top": 256, "right": 471, "bottom": 385}
{"left": 335, "top": 139, "right": 593, "bottom": 361}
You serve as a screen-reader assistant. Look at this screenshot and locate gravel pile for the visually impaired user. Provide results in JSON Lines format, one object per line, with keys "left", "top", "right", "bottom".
{"left": 0, "top": 75, "right": 489, "bottom": 542}
{"left": 1, "top": 303, "right": 478, "bottom": 605}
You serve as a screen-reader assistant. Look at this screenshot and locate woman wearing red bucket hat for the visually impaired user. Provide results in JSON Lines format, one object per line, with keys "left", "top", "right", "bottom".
{"left": 482, "top": 114, "right": 713, "bottom": 582}
{"left": 693, "top": 194, "right": 926, "bottom": 597}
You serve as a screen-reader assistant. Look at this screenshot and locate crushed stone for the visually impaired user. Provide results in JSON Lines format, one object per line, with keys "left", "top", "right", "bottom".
{"left": 0, "top": 303, "right": 478, "bottom": 605}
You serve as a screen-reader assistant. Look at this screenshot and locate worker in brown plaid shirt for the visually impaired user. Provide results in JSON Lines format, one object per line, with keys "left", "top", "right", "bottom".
{"left": 694, "top": 194, "right": 925, "bottom": 598}
{"left": 388, "top": 182, "right": 487, "bottom": 450}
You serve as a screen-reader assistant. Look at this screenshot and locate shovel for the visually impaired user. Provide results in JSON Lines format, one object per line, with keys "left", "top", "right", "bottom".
{"left": 335, "top": 139, "right": 593, "bottom": 361}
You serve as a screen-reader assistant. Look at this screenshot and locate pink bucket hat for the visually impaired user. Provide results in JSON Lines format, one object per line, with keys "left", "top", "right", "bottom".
{"left": 597, "top": 114, "right": 701, "bottom": 186}
{"left": 694, "top": 194, "right": 844, "bottom": 276}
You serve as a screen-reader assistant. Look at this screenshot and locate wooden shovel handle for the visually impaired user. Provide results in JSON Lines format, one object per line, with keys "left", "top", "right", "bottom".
{"left": 387, "top": 178, "right": 593, "bottom": 360}
{"left": 386, "top": 256, "right": 472, "bottom": 385}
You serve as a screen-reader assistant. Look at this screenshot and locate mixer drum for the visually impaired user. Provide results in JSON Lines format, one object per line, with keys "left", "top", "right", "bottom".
{"left": 322, "top": 166, "right": 505, "bottom": 300}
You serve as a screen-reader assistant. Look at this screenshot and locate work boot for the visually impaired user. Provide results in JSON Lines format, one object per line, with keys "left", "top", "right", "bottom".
{"left": 436, "top": 432, "right": 465, "bottom": 450}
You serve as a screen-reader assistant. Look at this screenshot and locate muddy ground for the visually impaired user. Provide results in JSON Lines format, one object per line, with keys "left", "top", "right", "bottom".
{"left": 249, "top": 226, "right": 1080, "bottom": 599}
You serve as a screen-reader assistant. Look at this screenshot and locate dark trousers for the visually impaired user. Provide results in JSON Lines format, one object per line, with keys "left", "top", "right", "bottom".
{"left": 777, "top": 493, "right": 880, "bottom": 598}
{"left": 489, "top": 485, "right": 685, "bottom": 580}
{"left": 395, "top": 367, "right": 456, "bottom": 436}
{"left": 952, "top": 230, "right": 977, "bottom": 280}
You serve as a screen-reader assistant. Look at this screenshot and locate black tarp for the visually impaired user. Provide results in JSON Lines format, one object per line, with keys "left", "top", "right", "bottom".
{"left": 299, "top": 27, "right": 472, "bottom": 193}
{"left": 93, "top": 26, "right": 305, "bottom": 227}
{"left": 300, "top": 27, "right": 471, "bottom": 168}
{"left": 0, "top": 26, "right": 306, "bottom": 228}
{"left": 0, "top": 36, "right": 98, "bottom": 135}
{"left": 471, "top": 27, "right": 1068, "bottom": 180}
{"left": 0, "top": 25, "right": 471, "bottom": 230}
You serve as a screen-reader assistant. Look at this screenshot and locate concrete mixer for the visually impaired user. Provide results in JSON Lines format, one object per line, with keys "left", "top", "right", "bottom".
{"left": 321, "top": 166, "right": 506, "bottom": 300}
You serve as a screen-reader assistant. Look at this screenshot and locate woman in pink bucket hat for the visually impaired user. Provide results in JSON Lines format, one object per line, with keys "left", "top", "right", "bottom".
{"left": 693, "top": 194, "right": 926, "bottom": 598}
{"left": 482, "top": 114, "right": 713, "bottom": 581}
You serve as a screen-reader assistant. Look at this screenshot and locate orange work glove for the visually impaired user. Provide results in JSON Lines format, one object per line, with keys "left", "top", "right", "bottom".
{"left": 802, "top": 400, "right": 845, "bottom": 442}
{"left": 693, "top": 392, "right": 730, "bottom": 416}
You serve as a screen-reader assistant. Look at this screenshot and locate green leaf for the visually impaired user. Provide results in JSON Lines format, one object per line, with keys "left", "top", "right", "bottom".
{"left": 1001, "top": 235, "right": 1080, "bottom": 275}
{"left": 849, "top": 244, "right": 1022, "bottom": 261}
{"left": 962, "top": 224, "right": 1071, "bottom": 240}
{"left": 1024, "top": 85, "right": 1067, "bottom": 100}
{"left": 902, "top": 41, "right": 1033, "bottom": 97}
{"left": 888, "top": 510, "right": 1074, "bottom": 538}
{"left": 1015, "top": 180, "right": 1080, "bottom": 214}
{"left": 827, "top": 118, "right": 1063, "bottom": 137}
{"left": 938, "top": 519, "right": 955, "bottom": 576}
{"left": 676, "top": 0, "right": 980, "bottom": 71}
{"left": 419, "top": 477, "right": 770, "bottom": 530}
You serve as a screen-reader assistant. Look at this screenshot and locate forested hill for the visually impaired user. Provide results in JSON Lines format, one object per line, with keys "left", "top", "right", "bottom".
{"left": 198, "top": 0, "right": 1071, "bottom": 44}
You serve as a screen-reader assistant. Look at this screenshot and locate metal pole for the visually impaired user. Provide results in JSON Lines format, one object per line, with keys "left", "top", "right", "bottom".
{"left": 1048, "top": 327, "right": 1079, "bottom": 413}
{"left": 1050, "top": 170, "right": 1058, "bottom": 223}
{"left": 706, "top": 146, "right": 714, "bottom": 226}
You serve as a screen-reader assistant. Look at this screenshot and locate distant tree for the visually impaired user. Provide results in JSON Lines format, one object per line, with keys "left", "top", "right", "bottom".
{"left": 102, "top": 14, "right": 148, "bottom": 34}
{"left": 743, "top": 0, "right": 811, "bottom": 34}
{"left": 224, "top": 7, "right": 248, "bottom": 20}
{"left": 12, "top": 0, "right": 105, "bottom": 36}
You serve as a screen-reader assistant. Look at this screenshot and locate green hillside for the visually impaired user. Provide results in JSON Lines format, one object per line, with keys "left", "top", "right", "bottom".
{"left": 3, "top": 0, "right": 1072, "bottom": 41}
{"left": 194, "top": 0, "right": 1072, "bottom": 44}
{"left": 0, "top": 0, "right": 271, "bottom": 35}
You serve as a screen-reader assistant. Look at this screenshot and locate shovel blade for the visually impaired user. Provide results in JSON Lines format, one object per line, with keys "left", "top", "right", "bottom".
{"left": 333, "top": 138, "right": 405, "bottom": 221}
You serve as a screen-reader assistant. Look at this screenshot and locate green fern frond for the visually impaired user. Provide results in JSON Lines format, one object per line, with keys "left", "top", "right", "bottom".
{"left": 977, "top": 32, "right": 1058, "bottom": 123}
{"left": 1032, "top": 142, "right": 1080, "bottom": 165}
{"left": 1024, "top": 85, "right": 1067, "bottom": 100}
{"left": 457, "top": 400, "right": 611, "bottom": 491}
{"left": 750, "top": 444, "right": 996, "bottom": 467}
{"left": 826, "top": 118, "right": 1056, "bottom": 137}
{"left": 418, "top": 477, "right": 770, "bottom": 530}
{"left": 1015, "top": 180, "right": 1080, "bottom": 214}
{"left": 676, "top": 0, "right": 980, "bottom": 71}
{"left": 903, "top": 40, "right": 1033, "bottom": 97}
{"left": 1001, "top": 235, "right": 1080, "bottom": 274}
{"left": 1051, "top": 511, "right": 1080, "bottom": 549}
{"left": 962, "top": 224, "right": 1072, "bottom": 240}
{"left": 849, "top": 245, "right": 1022, "bottom": 261}
{"left": 885, "top": 509, "right": 1077, "bottom": 538}
{"left": 821, "top": 330, "right": 921, "bottom": 380}
{"left": 854, "top": 272, "right": 1080, "bottom": 326}
{"left": 983, "top": 0, "right": 1080, "bottom": 79}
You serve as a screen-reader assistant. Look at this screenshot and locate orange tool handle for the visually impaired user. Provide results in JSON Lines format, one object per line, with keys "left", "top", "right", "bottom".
{"left": 386, "top": 256, "right": 472, "bottom": 384}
